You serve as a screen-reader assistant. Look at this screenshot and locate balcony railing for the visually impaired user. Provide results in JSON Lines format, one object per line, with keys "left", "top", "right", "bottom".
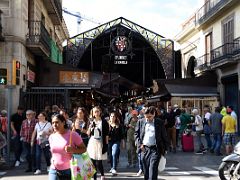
{"left": 195, "top": 37, "right": 240, "bottom": 72}
{"left": 194, "top": 53, "right": 210, "bottom": 71}
{"left": 210, "top": 43, "right": 236, "bottom": 64}
{"left": 196, "top": 0, "right": 229, "bottom": 25}
{"left": 26, "top": 21, "right": 51, "bottom": 56}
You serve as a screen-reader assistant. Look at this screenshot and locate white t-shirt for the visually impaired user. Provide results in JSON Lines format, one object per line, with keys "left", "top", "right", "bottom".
{"left": 204, "top": 112, "right": 211, "bottom": 120}
{"left": 35, "top": 121, "right": 52, "bottom": 142}
{"left": 194, "top": 115, "right": 203, "bottom": 131}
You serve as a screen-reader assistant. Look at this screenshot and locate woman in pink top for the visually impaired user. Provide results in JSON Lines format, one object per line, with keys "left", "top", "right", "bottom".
{"left": 48, "top": 114, "right": 86, "bottom": 180}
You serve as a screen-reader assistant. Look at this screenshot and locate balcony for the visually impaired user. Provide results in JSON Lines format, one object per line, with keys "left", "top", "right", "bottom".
{"left": 43, "top": 0, "right": 62, "bottom": 25}
{"left": 26, "top": 21, "right": 51, "bottom": 57}
{"left": 194, "top": 37, "right": 240, "bottom": 72}
{"left": 194, "top": 54, "right": 211, "bottom": 73}
{"left": 196, "top": 0, "right": 236, "bottom": 25}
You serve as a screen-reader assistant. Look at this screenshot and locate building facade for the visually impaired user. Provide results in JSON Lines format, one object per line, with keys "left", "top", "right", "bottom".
{"left": 0, "top": 0, "right": 68, "bottom": 112}
{"left": 175, "top": 0, "right": 240, "bottom": 131}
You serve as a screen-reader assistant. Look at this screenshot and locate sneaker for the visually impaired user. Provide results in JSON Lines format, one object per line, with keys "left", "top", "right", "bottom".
{"left": 111, "top": 169, "right": 117, "bottom": 175}
{"left": 136, "top": 169, "right": 143, "bottom": 176}
{"left": 15, "top": 160, "right": 20, "bottom": 167}
{"left": 195, "top": 150, "right": 203, "bottom": 155}
{"left": 109, "top": 168, "right": 113, "bottom": 173}
{"left": 100, "top": 176, "right": 105, "bottom": 180}
{"left": 34, "top": 169, "right": 41, "bottom": 175}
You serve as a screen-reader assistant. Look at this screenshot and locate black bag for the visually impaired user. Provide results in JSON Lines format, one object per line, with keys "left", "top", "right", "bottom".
{"left": 56, "top": 170, "right": 71, "bottom": 180}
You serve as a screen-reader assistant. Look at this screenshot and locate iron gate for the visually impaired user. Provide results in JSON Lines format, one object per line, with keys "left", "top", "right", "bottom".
{"left": 20, "top": 88, "right": 68, "bottom": 113}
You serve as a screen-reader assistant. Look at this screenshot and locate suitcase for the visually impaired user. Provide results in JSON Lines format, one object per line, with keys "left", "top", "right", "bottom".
{"left": 182, "top": 133, "right": 194, "bottom": 152}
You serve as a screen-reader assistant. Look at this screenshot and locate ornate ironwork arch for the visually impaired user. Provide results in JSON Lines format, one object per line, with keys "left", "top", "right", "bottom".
{"left": 66, "top": 17, "right": 174, "bottom": 79}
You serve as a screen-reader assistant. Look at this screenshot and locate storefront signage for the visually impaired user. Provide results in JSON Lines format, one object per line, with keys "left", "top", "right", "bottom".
{"left": 59, "top": 71, "right": 89, "bottom": 84}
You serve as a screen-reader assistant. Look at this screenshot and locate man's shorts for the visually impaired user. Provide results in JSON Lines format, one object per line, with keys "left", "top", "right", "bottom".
{"left": 223, "top": 133, "right": 236, "bottom": 145}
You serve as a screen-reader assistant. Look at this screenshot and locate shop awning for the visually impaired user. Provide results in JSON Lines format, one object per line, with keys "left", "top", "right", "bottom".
{"left": 149, "top": 73, "right": 219, "bottom": 101}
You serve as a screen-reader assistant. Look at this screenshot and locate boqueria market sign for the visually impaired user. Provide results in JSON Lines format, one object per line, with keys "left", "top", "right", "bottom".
{"left": 59, "top": 71, "right": 89, "bottom": 84}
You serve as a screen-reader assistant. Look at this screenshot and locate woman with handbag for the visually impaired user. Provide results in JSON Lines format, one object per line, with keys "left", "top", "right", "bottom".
{"left": 48, "top": 114, "right": 86, "bottom": 180}
{"left": 87, "top": 106, "right": 109, "bottom": 180}
{"left": 31, "top": 112, "right": 53, "bottom": 175}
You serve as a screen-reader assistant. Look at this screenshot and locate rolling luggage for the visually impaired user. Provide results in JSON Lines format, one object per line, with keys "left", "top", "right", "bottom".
{"left": 182, "top": 130, "right": 194, "bottom": 152}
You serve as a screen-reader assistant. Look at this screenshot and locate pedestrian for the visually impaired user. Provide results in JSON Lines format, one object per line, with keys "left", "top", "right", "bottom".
{"left": 0, "top": 110, "right": 8, "bottom": 162}
{"left": 135, "top": 106, "right": 169, "bottom": 180}
{"left": 59, "top": 109, "right": 72, "bottom": 130}
{"left": 72, "top": 107, "right": 90, "bottom": 146}
{"left": 203, "top": 105, "right": 212, "bottom": 151}
{"left": 179, "top": 109, "right": 191, "bottom": 136}
{"left": 192, "top": 108, "right": 205, "bottom": 154}
{"left": 87, "top": 106, "right": 109, "bottom": 180}
{"left": 20, "top": 110, "right": 38, "bottom": 172}
{"left": 126, "top": 109, "right": 138, "bottom": 168}
{"left": 10, "top": 106, "right": 26, "bottom": 167}
{"left": 209, "top": 107, "right": 223, "bottom": 156}
{"left": 31, "top": 112, "right": 52, "bottom": 175}
{"left": 222, "top": 108, "right": 236, "bottom": 155}
{"left": 48, "top": 114, "right": 86, "bottom": 180}
{"left": 166, "top": 106, "right": 177, "bottom": 153}
{"left": 108, "top": 111, "right": 124, "bottom": 175}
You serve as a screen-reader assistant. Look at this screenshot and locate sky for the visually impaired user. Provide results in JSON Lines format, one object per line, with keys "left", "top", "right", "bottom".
{"left": 62, "top": 0, "right": 203, "bottom": 39}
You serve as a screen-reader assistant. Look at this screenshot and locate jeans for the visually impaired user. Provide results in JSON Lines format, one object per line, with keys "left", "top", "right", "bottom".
{"left": 138, "top": 152, "right": 143, "bottom": 171}
{"left": 48, "top": 168, "right": 71, "bottom": 180}
{"left": 36, "top": 144, "right": 51, "bottom": 170}
{"left": 108, "top": 141, "right": 120, "bottom": 170}
{"left": 212, "top": 133, "right": 222, "bottom": 154}
{"left": 204, "top": 134, "right": 212, "bottom": 149}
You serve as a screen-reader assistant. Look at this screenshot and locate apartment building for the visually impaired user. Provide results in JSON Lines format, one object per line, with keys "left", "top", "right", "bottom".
{"left": 0, "top": 0, "right": 68, "bottom": 112}
{"left": 175, "top": 0, "right": 240, "bottom": 131}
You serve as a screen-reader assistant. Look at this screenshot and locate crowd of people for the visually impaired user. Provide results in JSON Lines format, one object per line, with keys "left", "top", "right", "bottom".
{"left": 0, "top": 102, "right": 238, "bottom": 180}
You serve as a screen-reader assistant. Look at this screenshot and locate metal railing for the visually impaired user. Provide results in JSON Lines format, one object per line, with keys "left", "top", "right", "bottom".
{"left": 195, "top": 36, "right": 240, "bottom": 71}
{"left": 196, "top": 0, "right": 228, "bottom": 24}
{"left": 26, "top": 21, "right": 51, "bottom": 52}
{"left": 194, "top": 53, "right": 210, "bottom": 71}
{"left": 210, "top": 43, "right": 235, "bottom": 64}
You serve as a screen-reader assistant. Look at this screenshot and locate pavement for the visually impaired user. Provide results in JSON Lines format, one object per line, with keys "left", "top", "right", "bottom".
{"left": 0, "top": 135, "right": 227, "bottom": 179}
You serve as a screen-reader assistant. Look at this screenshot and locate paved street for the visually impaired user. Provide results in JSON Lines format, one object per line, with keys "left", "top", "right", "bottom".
{"left": 0, "top": 146, "right": 222, "bottom": 180}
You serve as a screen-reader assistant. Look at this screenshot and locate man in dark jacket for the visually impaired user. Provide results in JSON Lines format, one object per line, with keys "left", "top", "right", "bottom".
{"left": 135, "top": 106, "right": 169, "bottom": 180}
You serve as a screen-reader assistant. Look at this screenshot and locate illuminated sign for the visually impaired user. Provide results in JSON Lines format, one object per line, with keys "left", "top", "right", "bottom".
{"left": 59, "top": 71, "right": 89, "bottom": 84}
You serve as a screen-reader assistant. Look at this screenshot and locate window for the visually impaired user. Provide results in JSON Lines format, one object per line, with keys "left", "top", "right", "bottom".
{"left": 222, "top": 14, "right": 234, "bottom": 44}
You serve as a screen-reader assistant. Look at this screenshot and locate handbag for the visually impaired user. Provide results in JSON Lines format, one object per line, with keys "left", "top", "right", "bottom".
{"left": 69, "top": 132, "right": 96, "bottom": 180}
{"left": 158, "top": 155, "right": 166, "bottom": 172}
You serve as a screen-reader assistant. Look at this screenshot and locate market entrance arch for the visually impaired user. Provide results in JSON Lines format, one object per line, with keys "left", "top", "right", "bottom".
{"left": 66, "top": 17, "right": 174, "bottom": 88}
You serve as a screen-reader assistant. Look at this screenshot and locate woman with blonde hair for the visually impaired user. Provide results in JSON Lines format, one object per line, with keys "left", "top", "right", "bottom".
{"left": 87, "top": 106, "right": 109, "bottom": 180}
